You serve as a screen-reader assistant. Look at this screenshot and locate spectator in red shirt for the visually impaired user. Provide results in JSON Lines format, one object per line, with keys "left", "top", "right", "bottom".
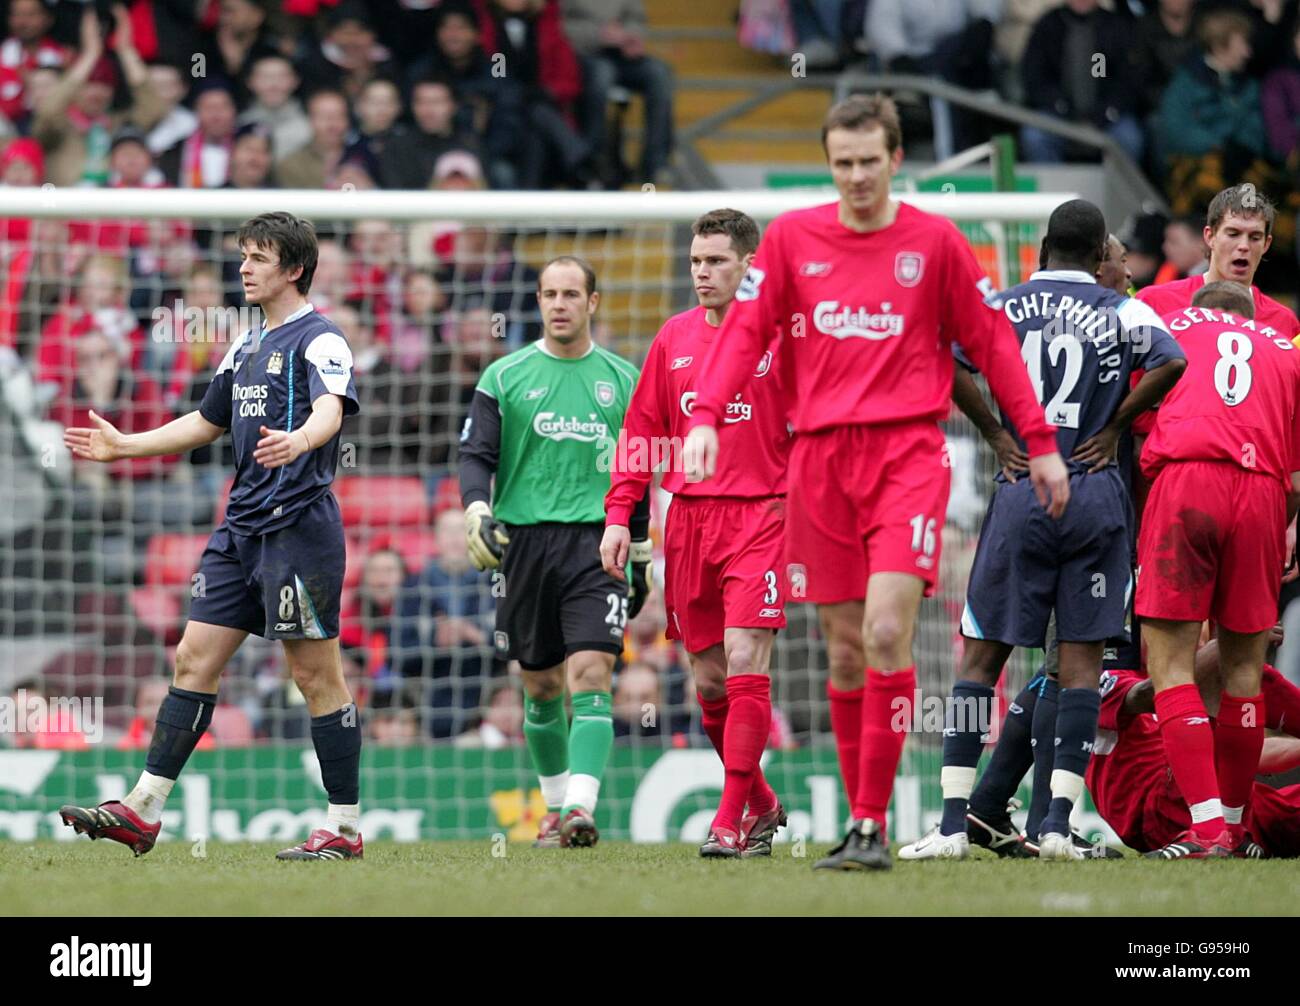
{"left": 52, "top": 327, "right": 177, "bottom": 479}
{"left": 37, "top": 253, "right": 145, "bottom": 400}
{"left": 340, "top": 547, "right": 408, "bottom": 686}
{"left": 158, "top": 78, "right": 237, "bottom": 188}
{"left": 476, "top": 0, "right": 592, "bottom": 188}
{"left": 348, "top": 217, "right": 403, "bottom": 341}
{"left": 0, "top": 137, "right": 42, "bottom": 349}
{"left": 1, "top": 0, "right": 69, "bottom": 120}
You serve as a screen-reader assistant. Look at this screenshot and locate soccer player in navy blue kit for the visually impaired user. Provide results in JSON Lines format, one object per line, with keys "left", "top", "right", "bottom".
{"left": 59, "top": 212, "right": 365, "bottom": 860}
{"left": 900, "top": 200, "right": 1187, "bottom": 861}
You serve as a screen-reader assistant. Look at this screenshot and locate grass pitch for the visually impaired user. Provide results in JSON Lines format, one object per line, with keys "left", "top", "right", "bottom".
{"left": 4, "top": 840, "right": 1298, "bottom": 916}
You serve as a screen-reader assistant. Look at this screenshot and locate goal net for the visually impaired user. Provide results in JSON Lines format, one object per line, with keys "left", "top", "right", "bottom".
{"left": 0, "top": 186, "right": 1074, "bottom": 846}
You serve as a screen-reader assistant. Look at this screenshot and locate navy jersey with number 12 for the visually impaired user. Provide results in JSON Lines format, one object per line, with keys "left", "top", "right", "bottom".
{"left": 958, "top": 270, "right": 1184, "bottom": 475}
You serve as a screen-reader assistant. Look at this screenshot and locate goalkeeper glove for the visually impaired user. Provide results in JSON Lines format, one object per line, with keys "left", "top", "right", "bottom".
{"left": 626, "top": 538, "right": 653, "bottom": 620}
{"left": 465, "top": 501, "right": 510, "bottom": 571}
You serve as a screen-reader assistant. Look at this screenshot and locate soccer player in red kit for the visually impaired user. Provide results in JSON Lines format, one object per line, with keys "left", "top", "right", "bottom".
{"left": 1090, "top": 636, "right": 1300, "bottom": 859}
{"left": 1136, "top": 282, "right": 1300, "bottom": 858}
{"left": 1130, "top": 186, "right": 1300, "bottom": 519}
{"left": 601, "top": 209, "right": 791, "bottom": 858}
{"left": 1136, "top": 186, "right": 1300, "bottom": 344}
{"left": 682, "top": 95, "right": 1071, "bottom": 871}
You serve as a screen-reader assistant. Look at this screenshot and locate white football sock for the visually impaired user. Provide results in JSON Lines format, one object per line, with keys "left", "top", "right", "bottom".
{"left": 122, "top": 771, "right": 175, "bottom": 825}
{"left": 539, "top": 771, "right": 570, "bottom": 811}
{"left": 563, "top": 773, "right": 600, "bottom": 813}
{"left": 326, "top": 803, "right": 360, "bottom": 838}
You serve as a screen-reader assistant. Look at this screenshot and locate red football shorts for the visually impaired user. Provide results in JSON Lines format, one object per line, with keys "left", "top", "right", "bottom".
{"left": 1136, "top": 461, "right": 1286, "bottom": 633}
{"left": 785, "top": 422, "right": 951, "bottom": 605}
{"left": 663, "top": 494, "right": 787, "bottom": 653}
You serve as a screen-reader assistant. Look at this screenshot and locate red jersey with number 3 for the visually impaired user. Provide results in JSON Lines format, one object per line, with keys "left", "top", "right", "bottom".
{"left": 1141, "top": 306, "right": 1300, "bottom": 485}
{"left": 604, "top": 306, "right": 789, "bottom": 527}
{"left": 686, "top": 201, "right": 1057, "bottom": 458}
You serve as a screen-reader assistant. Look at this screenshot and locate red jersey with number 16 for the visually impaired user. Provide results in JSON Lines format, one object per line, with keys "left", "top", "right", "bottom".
{"left": 686, "top": 201, "right": 1057, "bottom": 457}
{"left": 1141, "top": 306, "right": 1300, "bottom": 485}
{"left": 604, "top": 306, "right": 789, "bottom": 527}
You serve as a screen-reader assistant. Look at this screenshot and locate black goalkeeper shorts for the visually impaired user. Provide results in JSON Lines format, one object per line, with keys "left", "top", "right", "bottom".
{"left": 494, "top": 522, "right": 629, "bottom": 670}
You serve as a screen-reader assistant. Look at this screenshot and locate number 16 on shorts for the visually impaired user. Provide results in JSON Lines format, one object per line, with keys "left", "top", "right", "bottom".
{"left": 909, "top": 513, "right": 938, "bottom": 570}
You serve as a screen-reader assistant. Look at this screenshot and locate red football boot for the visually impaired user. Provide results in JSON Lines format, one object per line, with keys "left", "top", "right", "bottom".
{"left": 59, "top": 801, "right": 161, "bottom": 857}
{"left": 739, "top": 802, "right": 788, "bottom": 858}
{"left": 275, "top": 828, "right": 364, "bottom": 860}
{"left": 533, "top": 811, "right": 563, "bottom": 849}
{"left": 559, "top": 808, "right": 599, "bottom": 848}
{"left": 1144, "top": 829, "right": 1235, "bottom": 860}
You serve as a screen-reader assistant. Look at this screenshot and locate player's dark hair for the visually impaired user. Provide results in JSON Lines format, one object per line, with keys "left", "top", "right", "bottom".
{"left": 1041, "top": 199, "right": 1108, "bottom": 270}
{"left": 1192, "top": 281, "right": 1255, "bottom": 319}
{"left": 821, "top": 93, "right": 902, "bottom": 154}
{"left": 539, "top": 255, "right": 598, "bottom": 297}
{"left": 1206, "top": 184, "right": 1275, "bottom": 238}
{"left": 236, "top": 211, "right": 318, "bottom": 295}
{"left": 692, "top": 208, "right": 760, "bottom": 259}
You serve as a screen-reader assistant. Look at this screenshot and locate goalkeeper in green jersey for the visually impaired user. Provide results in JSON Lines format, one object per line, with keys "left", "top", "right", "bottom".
{"left": 458, "top": 256, "right": 651, "bottom": 848}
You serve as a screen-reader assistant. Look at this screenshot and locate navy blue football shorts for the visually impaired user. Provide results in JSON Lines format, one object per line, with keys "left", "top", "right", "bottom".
{"left": 189, "top": 493, "right": 345, "bottom": 640}
{"left": 961, "top": 468, "right": 1133, "bottom": 647}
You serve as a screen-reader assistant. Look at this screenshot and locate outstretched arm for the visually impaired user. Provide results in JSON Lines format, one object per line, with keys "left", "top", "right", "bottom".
{"left": 64, "top": 408, "right": 224, "bottom": 462}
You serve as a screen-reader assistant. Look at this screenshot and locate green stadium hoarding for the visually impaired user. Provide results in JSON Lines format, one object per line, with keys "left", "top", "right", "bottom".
{"left": 0, "top": 746, "right": 1113, "bottom": 846}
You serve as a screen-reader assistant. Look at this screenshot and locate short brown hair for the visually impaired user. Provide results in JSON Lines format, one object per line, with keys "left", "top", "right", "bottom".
{"left": 1199, "top": 10, "right": 1253, "bottom": 53}
{"left": 691, "top": 208, "right": 760, "bottom": 258}
{"left": 236, "top": 212, "right": 318, "bottom": 295}
{"left": 539, "top": 255, "right": 597, "bottom": 297}
{"left": 821, "top": 93, "right": 902, "bottom": 154}
{"left": 1206, "top": 184, "right": 1275, "bottom": 238}
{"left": 1192, "top": 280, "right": 1255, "bottom": 319}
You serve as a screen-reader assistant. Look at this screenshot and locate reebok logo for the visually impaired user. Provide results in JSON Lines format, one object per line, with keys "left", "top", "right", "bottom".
{"left": 800, "top": 261, "right": 831, "bottom": 276}
{"left": 275, "top": 622, "right": 297, "bottom": 632}
{"left": 671, "top": 356, "right": 693, "bottom": 370}
{"left": 524, "top": 386, "right": 548, "bottom": 400}
{"left": 759, "top": 608, "right": 781, "bottom": 618}
{"left": 50, "top": 938, "right": 151, "bottom": 986}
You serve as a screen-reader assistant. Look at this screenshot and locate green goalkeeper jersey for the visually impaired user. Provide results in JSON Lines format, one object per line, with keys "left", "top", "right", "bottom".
{"left": 472, "top": 340, "right": 639, "bottom": 525}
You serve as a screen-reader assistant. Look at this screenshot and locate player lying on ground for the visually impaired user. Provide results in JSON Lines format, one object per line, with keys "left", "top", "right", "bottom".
{"left": 601, "top": 209, "right": 790, "bottom": 859}
{"left": 1136, "top": 281, "right": 1300, "bottom": 858}
{"left": 60, "top": 212, "right": 365, "bottom": 860}
{"left": 458, "top": 256, "right": 646, "bottom": 849}
{"left": 683, "top": 94, "right": 1070, "bottom": 871}
{"left": 1091, "top": 629, "right": 1300, "bottom": 859}
{"left": 903, "top": 200, "right": 1187, "bottom": 862}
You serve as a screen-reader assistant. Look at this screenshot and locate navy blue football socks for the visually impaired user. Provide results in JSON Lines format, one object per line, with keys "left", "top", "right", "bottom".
{"left": 145, "top": 686, "right": 217, "bottom": 779}
{"left": 311, "top": 704, "right": 362, "bottom": 805}
{"left": 939, "top": 680, "right": 995, "bottom": 835}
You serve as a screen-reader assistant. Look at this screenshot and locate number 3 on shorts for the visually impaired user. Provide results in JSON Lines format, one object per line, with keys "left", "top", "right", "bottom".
{"left": 279, "top": 584, "right": 297, "bottom": 621}
{"left": 909, "top": 514, "right": 937, "bottom": 556}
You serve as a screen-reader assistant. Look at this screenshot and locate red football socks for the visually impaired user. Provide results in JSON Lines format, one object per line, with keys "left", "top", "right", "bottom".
{"left": 698, "top": 685, "right": 776, "bottom": 818}
{"left": 711, "top": 675, "right": 772, "bottom": 833}
{"left": 855, "top": 667, "right": 915, "bottom": 828}
{"left": 1155, "top": 683, "right": 1225, "bottom": 842}
{"left": 1215, "top": 692, "right": 1265, "bottom": 843}
{"left": 828, "top": 681, "right": 863, "bottom": 818}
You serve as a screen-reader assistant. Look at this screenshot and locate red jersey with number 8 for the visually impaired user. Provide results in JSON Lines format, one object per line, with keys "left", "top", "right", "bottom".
{"left": 1141, "top": 306, "right": 1300, "bottom": 486}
